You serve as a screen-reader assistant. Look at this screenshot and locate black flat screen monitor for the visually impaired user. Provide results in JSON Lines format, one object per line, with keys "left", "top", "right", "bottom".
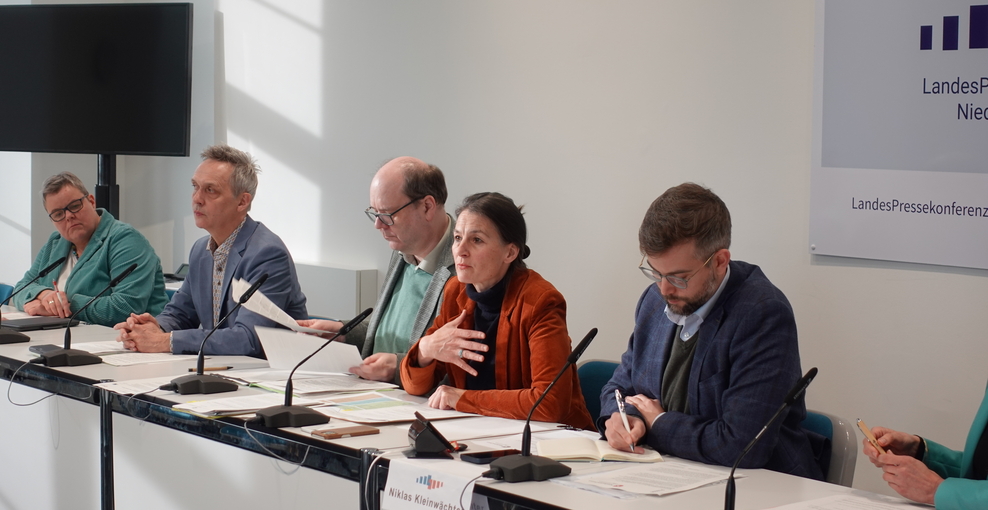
{"left": 0, "top": 3, "right": 193, "bottom": 156}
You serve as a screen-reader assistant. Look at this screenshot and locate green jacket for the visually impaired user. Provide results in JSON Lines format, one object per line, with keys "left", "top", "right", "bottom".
{"left": 13, "top": 209, "right": 167, "bottom": 326}
{"left": 927, "top": 386, "right": 988, "bottom": 510}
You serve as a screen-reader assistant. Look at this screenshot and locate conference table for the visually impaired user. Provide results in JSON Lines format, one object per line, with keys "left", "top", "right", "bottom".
{"left": 0, "top": 319, "right": 884, "bottom": 510}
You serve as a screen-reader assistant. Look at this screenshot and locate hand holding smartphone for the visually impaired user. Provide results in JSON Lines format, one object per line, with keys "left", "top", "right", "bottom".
{"left": 857, "top": 418, "right": 886, "bottom": 454}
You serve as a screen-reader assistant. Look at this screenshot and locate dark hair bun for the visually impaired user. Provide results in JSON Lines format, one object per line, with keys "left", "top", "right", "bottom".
{"left": 521, "top": 245, "right": 531, "bottom": 259}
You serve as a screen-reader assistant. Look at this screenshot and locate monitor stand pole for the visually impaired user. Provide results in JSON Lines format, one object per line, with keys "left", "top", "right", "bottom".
{"left": 95, "top": 153, "right": 119, "bottom": 219}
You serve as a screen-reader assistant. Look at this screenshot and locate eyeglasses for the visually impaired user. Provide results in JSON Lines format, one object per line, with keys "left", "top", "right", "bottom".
{"left": 639, "top": 252, "right": 715, "bottom": 289}
{"left": 364, "top": 196, "right": 423, "bottom": 226}
{"left": 48, "top": 196, "right": 88, "bottom": 222}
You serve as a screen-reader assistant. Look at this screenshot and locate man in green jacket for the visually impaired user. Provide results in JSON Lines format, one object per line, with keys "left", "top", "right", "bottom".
{"left": 11, "top": 172, "right": 167, "bottom": 326}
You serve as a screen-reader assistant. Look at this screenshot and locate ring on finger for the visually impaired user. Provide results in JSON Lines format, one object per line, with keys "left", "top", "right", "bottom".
{"left": 49, "top": 300, "right": 55, "bottom": 305}
{"left": 457, "top": 349, "right": 464, "bottom": 358}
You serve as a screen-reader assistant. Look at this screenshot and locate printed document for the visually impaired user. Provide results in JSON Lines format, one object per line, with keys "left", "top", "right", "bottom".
{"left": 173, "top": 392, "right": 320, "bottom": 417}
{"left": 581, "top": 460, "right": 736, "bottom": 496}
{"left": 256, "top": 326, "right": 363, "bottom": 373}
{"left": 314, "top": 392, "right": 471, "bottom": 423}
{"left": 259, "top": 374, "right": 396, "bottom": 394}
{"left": 232, "top": 278, "right": 323, "bottom": 334}
{"left": 766, "top": 494, "right": 925, "bottom": 510}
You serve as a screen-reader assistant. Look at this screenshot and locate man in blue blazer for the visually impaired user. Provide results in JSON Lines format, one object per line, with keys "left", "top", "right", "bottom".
{"left": 864, "top": 387, "right": 988, "bottom": 509}
{"left": 599, "top": 183, "right": 823, "bottom": 480}
{"left": 114, "top": 145, "right": 307, "bottom": 357}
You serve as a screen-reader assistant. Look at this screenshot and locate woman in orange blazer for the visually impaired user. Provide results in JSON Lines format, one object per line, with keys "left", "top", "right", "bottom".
{"left": 400, "top": 192, "right": 594, "bottom": 431}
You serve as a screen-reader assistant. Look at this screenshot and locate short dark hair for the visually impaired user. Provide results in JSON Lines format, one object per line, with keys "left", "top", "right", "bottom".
{"left": 403, "top": 163, "right": 447, "bottom": 206}
{"left": 639, "top": 183, "right": 731, "bottom": 258}
{"left": 41, "top": 172, "right": 89, "bottom": 201}
{"left": 456, "top": 192, "right": 530, "bottom": 270}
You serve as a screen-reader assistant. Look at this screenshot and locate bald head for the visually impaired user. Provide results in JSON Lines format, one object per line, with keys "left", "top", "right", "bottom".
{"left": 368, "top": 157, "right": 449, "bottom": 260}
{"left": 372, "top": 157, "right": 447, "bottom": 206}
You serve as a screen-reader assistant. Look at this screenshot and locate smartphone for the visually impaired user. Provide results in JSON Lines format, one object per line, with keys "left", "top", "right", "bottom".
{"left": 460, "top": 449, "right": 521, "bottom": 464}
{"left": 856, "top": 419, "right": 886, "bottom": 454}
{"left": 311, "top": 425, "right": 379, "bottom": 439}
{"left": 29, "top": 344, "right": 62, "bottom": 355}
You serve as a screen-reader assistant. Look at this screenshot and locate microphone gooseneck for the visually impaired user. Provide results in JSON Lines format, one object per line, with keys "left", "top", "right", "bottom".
{"left": 63, "top": 263, "right": 137, "bottom": 350}
{"left": 486, "top": 328, "right": 598, "bottom": 483}
{"left": 520, "top": 327, "right": 598, "bottom": 456}
{"left": 252, "top": 308, "right": 373, "bottom": 428}
{"left": 0, "top": 256, "right": 68, "bottom": 345}
{"left": 724, "top": 367, "right": 818, "bottom": 510}
{"left": 164, "top": 274, "right": 269, "bottom": 395}
{"left": 38, "top": 263, "right": 138, "bottom": 367}
{"left": 283, "top": 307, "right": 373, "bottom": 407}
{"left": 193, "top": 273, "right": 269, "bottom": 375}
{"left": 1, "top": 256, "right": 67, "bottom": 307}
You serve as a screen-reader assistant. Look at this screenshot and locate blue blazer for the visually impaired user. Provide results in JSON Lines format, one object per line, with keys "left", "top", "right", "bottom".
{"left": 929, "top": 386, "right": 988, "bottom": 510}
{"left": 157, "top": 216, "right": 307, "bottom": 357}
{"left": 599, "top": 260, "right": 823, "bottom": 480}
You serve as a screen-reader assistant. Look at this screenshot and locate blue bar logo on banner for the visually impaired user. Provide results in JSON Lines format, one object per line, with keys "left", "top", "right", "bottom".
{"left": 919, "top": 5, "right": 988, "bottom": 50}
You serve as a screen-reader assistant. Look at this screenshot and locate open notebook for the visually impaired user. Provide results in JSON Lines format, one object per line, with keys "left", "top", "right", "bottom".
{"left": 537, "top": 437, "right": 663, "bottom": 463}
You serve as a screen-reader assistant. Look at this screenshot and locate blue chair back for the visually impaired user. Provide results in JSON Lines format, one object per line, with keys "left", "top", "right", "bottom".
{"left": 0, "top": 283, "right": 13, "bottom": 305}
{"left": 577, "top": 360, "right": 619, "bottom": 422}
{"left": 801, "top": 410, "right": 857, "bottom": 487}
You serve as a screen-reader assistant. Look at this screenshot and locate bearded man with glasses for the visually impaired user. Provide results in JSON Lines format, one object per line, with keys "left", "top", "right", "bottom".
{"left": 11, "top": 172, "right": 167, "bottom": 326}
{"left": 298, "top": 157, "right": 455, "bottom": 386}
{"left": 598, "top": 182, "right": 824, "bottom": 480}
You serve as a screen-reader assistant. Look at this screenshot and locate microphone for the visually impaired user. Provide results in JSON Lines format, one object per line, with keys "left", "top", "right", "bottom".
{"left": 163, "top": 274, "right": 269, "bottom": 395}
{"left": 485, "top": 328, "right": 598, "bottom": 483}
{"left": 36, "top": 263, "right": 138, "bottom": 367}
{"left": 252, "top": 307, "right": 373, "bottom": 428}
{"left": 724, "top": 367, "right": 818, "bottom": 510}
{"left": 0, "top": 256, "right": 67, "bottom": 344}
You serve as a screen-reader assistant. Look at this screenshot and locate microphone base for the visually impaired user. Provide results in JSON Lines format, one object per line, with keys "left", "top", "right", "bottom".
{"left": 488, "top": 454, "right": 572, "bottom": 483}
{"left": 253, "top": 405, "right": 329, "bottom": 428}
{"left": 169, "top": 374, "right": 239, "bottom": 395}
{"left": 0, "top": 327, "right": 30, "bottom": 344}
{"left": 40, "top": 348, "right": 102, "bottom": 367}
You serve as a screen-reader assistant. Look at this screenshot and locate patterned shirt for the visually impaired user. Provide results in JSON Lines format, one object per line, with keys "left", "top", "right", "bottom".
{"left": 206, "top": 218, "right": 246, "bottom": 325}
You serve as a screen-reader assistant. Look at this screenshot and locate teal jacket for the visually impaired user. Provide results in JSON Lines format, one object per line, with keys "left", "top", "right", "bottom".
{"left": 928, "top": 386, "right": 988, "bottom": 510}
{"left": 13, "top": 209, "right": 168, "bottom": 327}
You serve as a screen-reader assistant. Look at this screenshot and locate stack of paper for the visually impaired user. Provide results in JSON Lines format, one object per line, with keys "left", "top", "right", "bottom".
{"left": 173, "top": 392, "right": 320, "bottom": 418}
{"left": 256, "top": 374, "right": 396, "bottom": 395}
{"left": 314, "top": 392, "right": 472, "bottom": 423}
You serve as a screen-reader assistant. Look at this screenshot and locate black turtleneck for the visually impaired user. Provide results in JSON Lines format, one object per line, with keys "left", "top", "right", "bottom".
{"left": 464, "top": 271, "right": 511, "bottom": 390}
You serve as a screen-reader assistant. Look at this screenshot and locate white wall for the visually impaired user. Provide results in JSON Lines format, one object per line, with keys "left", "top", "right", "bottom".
{"left": 0, "top": 152, "right": 32, "bottom": 287}
{"left": 0, "top": 0, "right": 31, "bottom": 288}
{"left": 8, "top": 0, "right": 988, "bottom": 497}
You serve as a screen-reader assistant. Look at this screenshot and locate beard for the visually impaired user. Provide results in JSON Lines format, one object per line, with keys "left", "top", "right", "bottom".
{"left": 663, "top": 269, "right": 719, "bottom": 316}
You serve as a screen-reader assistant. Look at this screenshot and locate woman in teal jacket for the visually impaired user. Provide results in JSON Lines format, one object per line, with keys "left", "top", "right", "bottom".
{"left": 11, "top": 173, "right": 167, "bottom": 327}
{"left": 864, "top": 387, "right": 988, "bottom": 509}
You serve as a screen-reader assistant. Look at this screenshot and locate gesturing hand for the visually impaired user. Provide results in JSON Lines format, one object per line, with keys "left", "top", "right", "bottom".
{"left": 415, "top": 310, "right": 488, "bottom": 376}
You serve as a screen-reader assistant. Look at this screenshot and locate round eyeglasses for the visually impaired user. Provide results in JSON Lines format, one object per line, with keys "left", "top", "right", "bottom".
{"left": 48, "top": 196, "right": 88, "bottom": 222}
{"left": 364, "top": 196, "right": 424, "bottom": 226}
{"left": 638, "top": 252, "right": 715, "bottom": 289}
